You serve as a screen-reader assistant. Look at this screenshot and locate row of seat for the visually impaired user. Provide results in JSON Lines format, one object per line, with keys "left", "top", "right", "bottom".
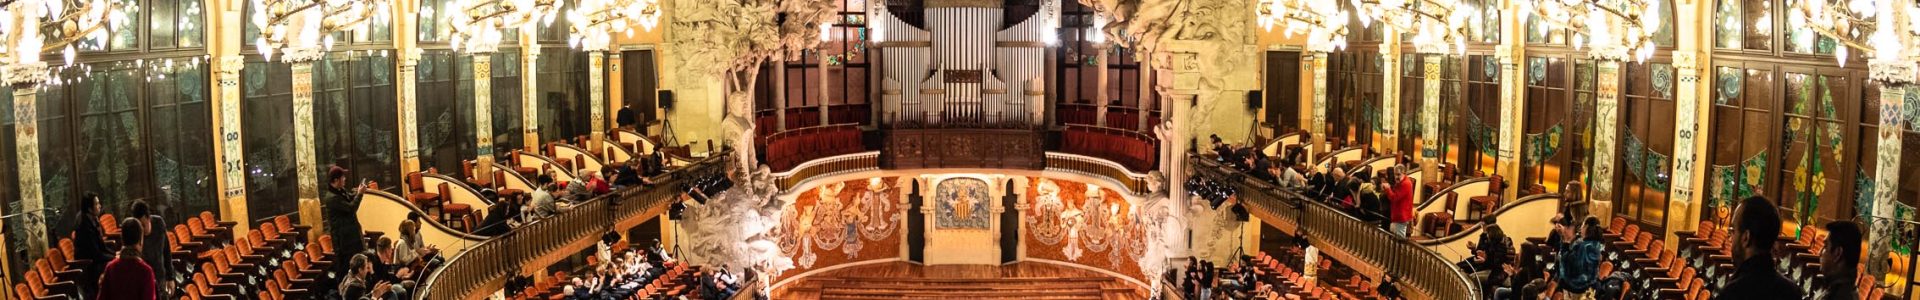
{"left": 1249, "top": 251, "right": 1383, "bottom": 300}
{"left": 510, "top": 262, "right": 702, "bottom": 300}
{"left": 1060, "top": 126, "right": 1158, "bottom": 171}
{"left": 12, "top": 211, "right": 326, "bottom": 300}
{"left": 762, "top": 125, "right": 864, "bottom": 171}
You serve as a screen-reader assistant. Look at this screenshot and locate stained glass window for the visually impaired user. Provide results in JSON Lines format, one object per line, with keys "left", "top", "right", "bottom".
{"left": 241, "top": 60, "right": 298, "bottom": 219}
{"left": 315, "top": 51, "right": 401, "bottom": 194}
{"left": 493, "top": 49, "right": 525, "bottom": 154}
{"left": 417, "top": 50, "right": 479, "bottom": 175}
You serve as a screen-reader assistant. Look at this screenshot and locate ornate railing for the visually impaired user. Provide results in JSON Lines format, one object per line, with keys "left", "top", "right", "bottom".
{"left": 770, "top": 151, "right": 881, "bottom": 190}
{"left": 417, "top": 153, "right": 728, "bottom": 300}
{"left": 1190, "top": 155, "right": 1478, "bottom": 300}
{"left": 1046, "top": 152, "right": 1149, "bottom": 194}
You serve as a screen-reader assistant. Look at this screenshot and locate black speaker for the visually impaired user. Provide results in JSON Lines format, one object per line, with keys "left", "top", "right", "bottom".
{"left": 1232, "top": 204, "right": 1249, "bottom": 221}
{"left": 658, "top": 90, "right": 675, "bottom": 110}
{"left": 669, "top": 202, "right": 685, "bottom": 220}
{"left": 1247, "top": 91, "right": 1263, "bottom": 110}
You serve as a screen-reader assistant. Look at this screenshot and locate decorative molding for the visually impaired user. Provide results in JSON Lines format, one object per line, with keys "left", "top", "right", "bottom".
{"left": 877, "top": 41, "right": 934, "bottom": 48}
{"left": 995, "top": 41, "right": 1047, "bottom": 48}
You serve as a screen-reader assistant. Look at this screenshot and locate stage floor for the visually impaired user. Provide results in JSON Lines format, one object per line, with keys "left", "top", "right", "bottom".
{"left": 772, "top": 262, "right": 1150, "bottom": 300}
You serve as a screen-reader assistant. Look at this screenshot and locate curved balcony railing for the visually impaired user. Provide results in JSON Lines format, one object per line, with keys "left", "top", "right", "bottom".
{"left": 769, "top": 151, "right": 881, "bottom": 190}
{"left": 1190, "top": 155, "right": 1478, "bottom": 300}
{"left": 417, "top": 153, "right": 728, "bottom": 300}
{"left": 1046, "top": 152, "right": 1149, "bottom": 194}
{"left": 1059, "top": 125, "right": 1158, "bottom": 171}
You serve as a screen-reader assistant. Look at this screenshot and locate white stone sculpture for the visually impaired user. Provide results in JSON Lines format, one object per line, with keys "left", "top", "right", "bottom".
{"left": 668, "top": 0, "right": 838, "bottom": 171}
{"left": 680, "top": 164, "right": 794, "bottom": 279}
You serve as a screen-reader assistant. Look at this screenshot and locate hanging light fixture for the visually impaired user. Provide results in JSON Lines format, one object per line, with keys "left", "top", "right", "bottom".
{"left": 2, "top": 0, "right": 132, "bottom": 83}
{"left": 448, "top": 0, "right": 560, "bottom": 53}
{"left": 1256, "top": 0, "right": 1351, "bottom": 52}
{"left": 1517, "top": 0, "right": 1664, "bottom": 61}
{"left": 1354, "top": 0, "right": 1477, "bottom": 54}
{"left": 1794, "top": 0, "right": 1920, "bottom": 83}
{"left": 249, "top": 0, "right": 389, "bottom": 60}
{"left": 565, "top": 0, "right": 657, "bottom": 51}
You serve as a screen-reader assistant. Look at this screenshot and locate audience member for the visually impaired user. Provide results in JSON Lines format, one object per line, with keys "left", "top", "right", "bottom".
{"left": 96, "top": 218, "right": 155, "bottom": 300}
{"left": 476, "top": 188, "right": 517, "bottom": 236}
{"left": 72, "top": 192, "right": 110, "bottom": 298}
{"left": 1388, "top": 167, "right": 1415, "bottom": 237}
{"left": 1714, "top": 196, "right": 1802, "bottom": 300}
{"left": 395, "top": 219, "right": 442, "bottom": 269}
{"left": 340, "top": 254, "right": 395, "bottom": 300}
{"left": 1821, "top": 220, "right": 1864, "bottom": 300}
{"left": 327, "top": 165, "right": 371, "bottom": 273}
{"left": 128, "top": 200, "right": 172, "bottom": 296}
{"left": 532, "top": 174, "right": 571, "bottom": 218}
{"left": 1555, "top": 217, "right": 1604, "bottom": 300}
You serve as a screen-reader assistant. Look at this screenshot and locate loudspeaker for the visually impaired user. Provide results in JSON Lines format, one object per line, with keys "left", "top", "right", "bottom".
{"left": 1232, "top": 204, "right": 1249, "bottom": 221}
{"left": 669, "top": 202, "right": 686, "bottom": 220}
{"left": 1247, "top": 91, "right": 1263, "bottom": 110}
{"left": 658, "top": 90, "right": 675, "bottom": 110}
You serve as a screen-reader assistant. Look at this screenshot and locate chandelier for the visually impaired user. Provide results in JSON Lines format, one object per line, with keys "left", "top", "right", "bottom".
{"left": 1, "top": 0, "right": 132, "bottom": 69}
{"left": 1256, "top": 0, "right": 1351, "bottom": 52}
{"left": 1518, "top": 0, "right": 1664, "bottom": 61}
{"left": 1355, "top": 0, "right": 1478, "bottom": 54}
{"left": 1792, "top": 0, "right": 1920, "bottom": 82}
{"left": 565, "top": 0, "right": 657, "bottom": 51}
{"left": 249, "top": 0, "right": 390, "bottom": 61}
{"left": 447, "top": 0, "right": 560, "bottom": 53}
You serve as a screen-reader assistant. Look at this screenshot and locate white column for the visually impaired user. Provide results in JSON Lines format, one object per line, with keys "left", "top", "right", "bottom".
{"left": 399, "top": 50, "right": 422, "bottom": 180}
{"left": 1870, "top": 84, "right": 1910, "bottom": 277}
{"left": 1420, "top": 54, "right": 1443, "bottom": 184}
{"left": 590, "top": 51, "right": 608, "bottom": 152}
{"left": 1308, "top": 52, "right": 1329, "bottom": 165}
{"left": 8, "top": 67, "right": 49, "bottom": 257}
{"left": 1379, "top": 32, "right": 1402, "bottom": 154}
{"left": 524, "top": 49, "right": 541, "bottom": 151}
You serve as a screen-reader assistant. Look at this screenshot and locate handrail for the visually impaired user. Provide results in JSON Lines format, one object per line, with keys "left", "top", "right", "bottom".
{"left": 1045, "top": 152, "right": 1150, "bottom": 195}
{"left": 549, "top": 143, "right": 608, "bottom": 174}
{"left": 1315, "top": 147, "right": 1366, "bottom": 170}
{"left": 768, "top": 151, "right": 881, "bottom": 190}
{"left": 612, "top": 128, "right": 700, "bottom": 165}
{"left": 417, "top": 152, "right": 728, "bottom": 300}
{"left": 490, "top": 162, "right": 537, "bottom": 193}
{"left": 358, "top": 189, "right": 492, "bottom": 243}
{"left": 1414, "top": 177, "right": 1492, "bottom": 211}
{"left": 1417, "top": 193, "right": 1569, "bottom": 245}
{"left": 421, "top": 172, "right": 497, "bottom": 206}
{"left": 514, "top": 151, "right": 577, "bottom": 183}
{"left": 1190, "top": 155, "right": 1478, "bottom": 300}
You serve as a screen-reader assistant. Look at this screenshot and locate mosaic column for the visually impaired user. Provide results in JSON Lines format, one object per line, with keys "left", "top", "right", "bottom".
{"left": 212, "top": 55, "right": 251, "bottom": 235}
{"left": 524, "top": 48, "right": 541, "bottom": 152}
{"left": 589, "top": 51, "right": 608, "bottom": 152}
{"left": 1667, "top": 52, "right": 1708, "bottom": 246}
{"left": 1420, "top": 54, "right": 1443, "bottom": 184}
{"left": 399, "top": 50, "right": 422, "bottom": 177}
{"left": 1869, "top": 83, "right": 1910, "bottom": 278}
{"left": 1494, "top": 51, "right": 1525, "bottom": 201}
{"left": 472, "top": 54, "right": 497, "bottom": 185}
{"left": 287, "top": 50, "right": 324, "bottom": 212}
{"left": 1379, "top": 32, "right": 1401, "bottom": 154}
{"left": 7, "top": 62, "right": 50, "bottom": 260}
{"left": 1592, "top": 60, "right": 1622, "bottom": 219}
{"left": 1308, "top": 52, "right": 1329, "bottom": 165}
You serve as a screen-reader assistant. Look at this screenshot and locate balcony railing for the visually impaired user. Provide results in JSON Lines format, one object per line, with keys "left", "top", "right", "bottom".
{"left": 1189, "top": 155, "right": 1478, "bottom": 300}
{"left": 417, "top": 153, "right": 728, "bottom": 300}
{"left": 770, "top": 151, "right": 881, "bottom": 190}
{"left": 1046, "top": 152, "right": 1149, "bottom": 194}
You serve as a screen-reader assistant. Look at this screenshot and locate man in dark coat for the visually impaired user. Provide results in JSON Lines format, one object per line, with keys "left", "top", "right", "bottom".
{"left": 326, "top": 166, "right": 369, "bottom": 275}
{"left": 130, "top": 200, "right": 173, "bottom": 296}
{"left": 1713, "top": 196, "right": 1802, "bottom": 300}
{"left": 1819, "top": 220, "right": 1864, "bottom": 300}
{"left": 72, "top": 193, "right": 111, "bottom": 298}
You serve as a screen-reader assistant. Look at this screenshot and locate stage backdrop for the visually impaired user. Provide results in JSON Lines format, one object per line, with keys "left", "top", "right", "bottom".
{"left": 776, "top": 177, "right": 906, "bottom": 282}
{"left": 1023, "top": 177, "right": 1149, "bottom": 282}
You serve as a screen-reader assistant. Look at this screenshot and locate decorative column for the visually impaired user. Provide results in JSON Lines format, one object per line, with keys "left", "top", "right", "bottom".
{"left": 214, "top": 55, "right": 252, "bottom": 234}
{"left": 7, "top": 62, "right": 50, "bottom": 260}
{"left": 1420, "top": 54, "right": 1443, "bottom": 184}
{"left": 1095, "top": 45, "right": 1110, "bottom": 127}
{"left": 1665, "top": 0, "right": 1711, "bottom": 245}
{"left": 1869, "top": 83, "right": 1909, "bottom": 278}
{"left": 286, "top": 50, "right": 325, "bottom": 230}
{"left": 1379, "top": 29, "right": 1402, "bottom": 154}
{"left": 524, "top": 48, "right": 541, "bottom": 151}
{"left": 589, "top": 51, "right": 608, "bottom": 152}
{"left": 1307, "top": 52, "right": 1329, "bottom": 165}
{"left": 1592, "top": 60, "right": 1622, "bottom": 218}
{"left": 775, "top": 57, "right": 787, "bottom": 131}
{"left": 1494, "top": 0, "right": 1527, "bottom": 201}
{"left": 472, "top": 54, "right": 498, "bottom": 185}
{"left": 399, "top": 50, "right": 423, "bottom": 178}
{"left": 820, "top": 57, "right": 831, "bottom": 126}
{"left": 1011, "top": 177, "right": 1030, "bottom": 261}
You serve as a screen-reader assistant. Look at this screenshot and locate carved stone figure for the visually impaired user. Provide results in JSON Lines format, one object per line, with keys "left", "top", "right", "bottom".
{"left": 680, "top": 165, "right": 793, "bottom": 279}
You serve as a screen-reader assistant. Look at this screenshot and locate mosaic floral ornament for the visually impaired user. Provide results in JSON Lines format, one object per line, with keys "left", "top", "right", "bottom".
{"left": 1622, "top": 131, "right": 1672, "bottom": 191}
{"left": 1855, "top": 169, "right": 1874, "bottom": 222}
{"left": 1529, "top": 57, "right": 1547, "bottom": 85}
{"left": 1652, "top": 64, "right": 1675, "bottom": 99}
{"left": 1465, "top": 109, "right": 1501, "bottom": 157}
{"left": 1027, "top": 179, "right": 1069, "bottom": 246}
{"left": 1080, "top": 192, "right": 1114, "bottom": 253}
{"left": 936, "top": 178, "right": 992, "bottom": 229}
{"left": 777, "top": 204, "right": 804, "bottom": 256}
{"left": 1523, "top": 124, "right": 1564, "bottom": 165}
{"left": 1709, "top": 151, "right": 1767, "bottom": 217}
{"left": 856, "top": 181, "right": 902, "bottom": 242}
{"left": 1907, "top": 89, "right": 1920, "bottom": 132}
{"left": 1716, "top": 67, "right": 1742, "bottom": 106}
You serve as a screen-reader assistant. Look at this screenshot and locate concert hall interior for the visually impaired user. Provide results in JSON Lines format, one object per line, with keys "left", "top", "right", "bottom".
{"left": 4, "top": 0, "right": 1920, "bottom": 299}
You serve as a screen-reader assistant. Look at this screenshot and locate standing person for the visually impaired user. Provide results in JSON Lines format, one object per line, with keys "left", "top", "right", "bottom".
{"left": 1555, "top": 217, "right": 1605, "bottom": 300}
{"left": 72, "top": 192, "right": 111, "bottom": 298}
{"left": 1713, "top": 196, "right": 1803, "bottom": 300}
{"left": 1819, "top": 220, "right": 1864, "bottom": 300}
{"left": 616, "top": 102, "right": 638, "bottom": 129}
{"left": 128, "top": 200, "right": 172, "bottom": 296}
{"left": 326, "top": 165, "right": 371, "bottom": 274}
{"left": 96, "top": 218, "right": 156, "bottom": 300}
{"left": 1388, "top": 168, "right": 1416, "bottom": 237}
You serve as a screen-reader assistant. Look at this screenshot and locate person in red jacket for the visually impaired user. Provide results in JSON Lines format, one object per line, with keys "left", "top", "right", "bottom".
{"left": 98, "top": 217, "right": 156, "bottom": 300}
{"left": 1388, "top": 167, "right": 1417, "bottom": 237}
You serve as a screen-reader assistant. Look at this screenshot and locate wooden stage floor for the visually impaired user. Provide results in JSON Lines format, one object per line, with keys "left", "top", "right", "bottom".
{"left": 772, "top": 262, "right": 1150, "bottom": 300}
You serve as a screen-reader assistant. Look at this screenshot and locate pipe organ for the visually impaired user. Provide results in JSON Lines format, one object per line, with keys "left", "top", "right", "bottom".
{"left": 873, "top": 0, "right": 1055, "bottom": 126}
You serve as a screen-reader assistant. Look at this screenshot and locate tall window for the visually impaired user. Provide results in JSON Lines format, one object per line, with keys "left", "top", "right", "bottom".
{"left": 1706, "top": 64, "right": 1776, "bottom": 225}
{"left": 1453, "top": 55, "right": 1500, "bottom": 176}
{"left": 1615, "top": 61, "right": 1678, "bottom": 229}
{"left": 314, "top": 51, "right": 401, "bottom": 193}
{"left": 417, "top": 50, "right": 478, "bottom": 175}
{"left": 1521, "top": 56, "right": 1570, "bottom": 194}
{"left": 537, "top": 47, "right": 594, "bottom": 142}
{"left": 491, "top": 50, "right": 524, "bottom": 154}
{"left": 781, "top": 0, "right": 871, "bottom": 127}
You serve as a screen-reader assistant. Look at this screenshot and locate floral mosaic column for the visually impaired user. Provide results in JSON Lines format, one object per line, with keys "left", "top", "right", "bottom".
{"left": 1379, "top": 35, "right": 1401, "bottom": 154}
{"left": 1668, "top": 52, "right": 1708, "bottom": 245}
{"left": 399, "top": 50, "right": 422, "bottom": 178}
{"left": 214, "top": 55, "right": 251, "bottom": 235}
{"left": 1309, "top": 52, "right": 1329, "bottom": 164}
{"left": 1494, "top": 51, "right": 1524, "bottom": 201}
{"left": 473, "top": 54, "right": 496, "bottom": 185}
{"left": 1870, "top": 83, "right": 1908, "bottom": 278}
{"left": 7, "top": 62, "right": 50, "bottom": 259}
{"left": 1591, "top": 61, "right": 1622, "bottom": 218}
{"left": 1420, "top": 54, "right": 1443, "bottom": 184}
{"left": 287, "top": 50, "right": 323, "bottom": 205}
{"left": 589, "top": 51, "right": 607, "bottom": 152}
{"left": 523, "top": 49, "right": 540, "bottom": 152}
